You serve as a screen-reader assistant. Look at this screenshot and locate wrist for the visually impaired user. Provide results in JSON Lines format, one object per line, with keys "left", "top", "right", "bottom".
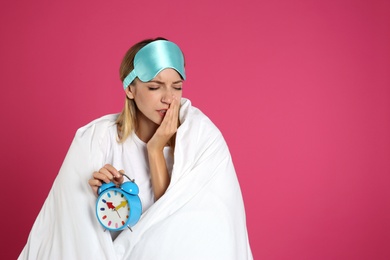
{"left": 147, "top": 143, "right": 164, "bottom": 155}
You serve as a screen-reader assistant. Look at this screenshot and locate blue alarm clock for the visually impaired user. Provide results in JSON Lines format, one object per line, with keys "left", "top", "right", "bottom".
{"left": 95, "top": 177, "right": 142, "bottom": 231}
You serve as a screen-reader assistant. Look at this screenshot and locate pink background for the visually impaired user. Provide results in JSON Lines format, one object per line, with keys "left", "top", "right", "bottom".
{"left": 1, "top": 0, "right": 389, "bottom": 259}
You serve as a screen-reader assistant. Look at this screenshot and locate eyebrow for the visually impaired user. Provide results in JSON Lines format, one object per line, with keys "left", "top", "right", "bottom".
{"left": 149, "top": 79, "right": 183, "bottom": 85}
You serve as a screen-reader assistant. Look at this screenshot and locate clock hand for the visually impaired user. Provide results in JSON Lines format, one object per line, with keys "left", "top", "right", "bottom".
{"left": 106, "top": 202, "right": 115, "bottom": 209}
{"left": 115, "top": 200, "right": 128, "bottom": 211}
{"left": 106, "top": 201, "right": 121, "bottom": 218}
{"left": 114, "top": 209, "right": 121, "bottom": 218}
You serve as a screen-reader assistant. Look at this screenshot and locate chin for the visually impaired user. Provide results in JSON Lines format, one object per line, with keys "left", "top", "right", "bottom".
{"left": 151, "top": 118, "right": 163, "bottom": 126}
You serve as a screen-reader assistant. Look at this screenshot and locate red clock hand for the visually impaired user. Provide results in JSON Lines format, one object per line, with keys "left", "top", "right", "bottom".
{"left": 106, "top": 202, "right": 115, "bottom": 209}
{"left": 106, "top": 201, "right": 121, "bottom": 218}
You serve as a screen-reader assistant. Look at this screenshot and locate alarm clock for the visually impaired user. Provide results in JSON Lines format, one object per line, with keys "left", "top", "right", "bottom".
{"left": 95, "top": 179, "right": 142, "bottom": 231}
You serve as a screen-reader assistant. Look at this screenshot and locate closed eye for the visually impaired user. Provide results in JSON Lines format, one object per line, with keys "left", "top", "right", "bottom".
{"left": 148, "top": 86, "right": 159, "bottom": 91}
{"left": 173, "top": 84, "right": 183, "bottom": 91}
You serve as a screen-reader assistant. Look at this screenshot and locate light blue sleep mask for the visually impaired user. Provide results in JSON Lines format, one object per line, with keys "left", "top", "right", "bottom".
{"left": 123, "top": 40, "right": 186, "bottom": 89}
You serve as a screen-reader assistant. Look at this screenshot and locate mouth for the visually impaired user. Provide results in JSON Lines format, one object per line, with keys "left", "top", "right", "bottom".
{"left": 157, "top": 109, "right": 167, "bottom": 116}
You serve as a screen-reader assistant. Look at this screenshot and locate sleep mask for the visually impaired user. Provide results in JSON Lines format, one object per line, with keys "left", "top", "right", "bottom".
{"left": 123, "top": 40, "right": 186, "bottom": 89}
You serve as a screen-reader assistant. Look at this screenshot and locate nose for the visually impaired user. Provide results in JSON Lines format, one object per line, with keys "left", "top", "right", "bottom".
{"left": 161, "top": 91, "right": 173, "bottom": 105}
{"left": 161, "top": 96, "right": 172, "bottom": 105}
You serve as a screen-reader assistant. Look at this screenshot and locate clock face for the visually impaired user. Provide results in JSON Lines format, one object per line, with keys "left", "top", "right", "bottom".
{"left": 96, "top": 189, "right": 131, "bottom": 230}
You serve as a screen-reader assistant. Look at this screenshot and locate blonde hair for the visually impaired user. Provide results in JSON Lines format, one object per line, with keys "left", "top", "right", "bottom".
{"left": 116, "top": 37, "right": 179, "bottom": 147}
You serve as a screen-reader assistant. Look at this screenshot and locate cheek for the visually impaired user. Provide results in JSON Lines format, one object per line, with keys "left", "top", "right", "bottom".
{"left": 135, "top": 93, "right": 158, "bottom": 107}
{"left": 175, "top": 92, "right": 183, "bottom": 99}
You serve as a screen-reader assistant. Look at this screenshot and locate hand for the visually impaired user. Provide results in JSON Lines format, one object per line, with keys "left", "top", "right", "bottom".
{"left": 147, "top": 96, "right": 180, "bottom": 152}
{"left": 146, "top": 96, "right": 179, "bottom": 200}
{"left": 88, "top": 164, "right": 124, "bottom": 196}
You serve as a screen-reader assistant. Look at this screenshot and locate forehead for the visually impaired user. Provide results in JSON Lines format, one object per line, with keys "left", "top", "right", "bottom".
{"left": 152, "top": 68, "right": 182, "bottom": 82}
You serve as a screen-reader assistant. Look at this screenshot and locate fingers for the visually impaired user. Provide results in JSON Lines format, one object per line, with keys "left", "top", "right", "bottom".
{"left": 113, "top": 175, "right": 124, "bottom": 187}
{"left": 92, "top": 166, "right": 114, "bottom": 184}
{"left": 149, "top": 96, "right": 179, "bottom": 151}
{"left": 168, "top": 95, "right": 180, "bottom": 119}
{"left": 88, "top": 178, "right": 100, "bottom": 195}
{"left": 89, "top": 164, "right": 124, "bottom": 196}
{"left": 168, "top": 96, "right": 180, "bottom": 125}
{"left": 102, "top": 164, "right": 122, "bottom": 179}
{"left": 147, "top": 96, "right": 180, "bottom": 151}
{"left": 160, "top": 96, "right": 179, "bottom": 132}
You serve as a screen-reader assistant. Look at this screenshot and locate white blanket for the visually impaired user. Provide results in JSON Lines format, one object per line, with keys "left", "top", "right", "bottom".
{"left": 19, "top": 98, "right": 253, "bottom": 260}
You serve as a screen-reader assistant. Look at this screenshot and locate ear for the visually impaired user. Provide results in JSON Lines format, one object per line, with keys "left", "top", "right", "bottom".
{"left": 125, "top": 86, "right": 134, "bottom": 99}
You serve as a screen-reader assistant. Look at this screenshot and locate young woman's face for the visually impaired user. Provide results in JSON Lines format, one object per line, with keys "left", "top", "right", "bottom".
{"left": 126, "top": 68, "right": 183, "bottom": 128}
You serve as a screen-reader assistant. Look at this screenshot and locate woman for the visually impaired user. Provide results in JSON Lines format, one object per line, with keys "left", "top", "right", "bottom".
{"left": 19, "top": 38, "right": 252, "bottom": 260}
{"left": 89, "top": 38, "right": 184, "bottom": 206}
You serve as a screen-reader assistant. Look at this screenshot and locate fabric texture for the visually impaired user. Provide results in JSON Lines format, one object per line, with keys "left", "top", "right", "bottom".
{"left": 19, "top": 98, "right": 253, "bottom": 260}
